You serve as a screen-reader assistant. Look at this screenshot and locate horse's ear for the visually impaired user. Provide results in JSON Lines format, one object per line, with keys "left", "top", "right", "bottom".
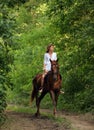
{"left": 56, "top": 58, "right": 59, "bottom": 62}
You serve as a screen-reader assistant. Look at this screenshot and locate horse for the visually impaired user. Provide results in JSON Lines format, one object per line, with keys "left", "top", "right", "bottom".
{"left": 31, "top": 59, "right": 62, "bottom": 116}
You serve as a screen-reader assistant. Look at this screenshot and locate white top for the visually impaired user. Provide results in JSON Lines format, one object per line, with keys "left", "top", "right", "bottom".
{"left": 44, "top": 52, "right": 57, "bottom": 71}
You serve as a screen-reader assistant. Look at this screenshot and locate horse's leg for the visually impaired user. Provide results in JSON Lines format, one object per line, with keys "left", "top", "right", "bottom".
{"left": 50, "top": 90, "right": 57, "bottom": 116}
{"left": 36, "top": 90, "right": 39, "bottom": 108}
{"left": 35, "top": 90, "right": 47, "bottom": 117}
{"left": 54, "top": 92, "right": 59, "bottom": 114}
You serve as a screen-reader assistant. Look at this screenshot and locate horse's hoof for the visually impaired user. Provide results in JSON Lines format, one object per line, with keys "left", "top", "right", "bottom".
{"left": 53, "top": 111, "right": 57, "bottom": 117}
{"left": 35, "top": 112, "right": 40, "bottom": 117}
{"left": 54, "top": 113, "right": 57, "bottom": 118}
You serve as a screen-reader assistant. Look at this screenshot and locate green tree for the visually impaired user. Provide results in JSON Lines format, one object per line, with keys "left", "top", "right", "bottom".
{"left": 0, "top": 0, "right": 28, "bottom": 125}
{"left": 5, "top": 0, "right": 94, "bottom": 113}
{"left": 48, "top": 0, "right": 94, "bottom": 112}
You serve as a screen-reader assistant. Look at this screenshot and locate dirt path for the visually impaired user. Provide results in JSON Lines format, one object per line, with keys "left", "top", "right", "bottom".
{"left": 0, "top": 111, "right": 69, "bottom": 130}
{"left": 0, "top": 109, "right": 94, "bottom": 130}
{"left": 42, "top": 109, "right": 94, "bottom": 130}
{"left": 62, "top": 112, "right": 94, "bottom": 130}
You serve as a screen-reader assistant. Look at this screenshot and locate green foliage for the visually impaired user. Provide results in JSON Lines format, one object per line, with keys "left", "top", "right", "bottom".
{"left": 1, "top": 0, "right": 93, "bottom": 115}
{"left": 0, "top": 0, "right": 28, "bottom": 7}
{"left": 7, "top": 1, "right": 60, "bottom": 104}
{"left": 0, "top": 0, "right": 24, "bottom": 125}
{"left": 0, "top": 42, "right": 8, "bottom": 125}
{"left": 48, "top": 0, "right": 94, "bottom": 112}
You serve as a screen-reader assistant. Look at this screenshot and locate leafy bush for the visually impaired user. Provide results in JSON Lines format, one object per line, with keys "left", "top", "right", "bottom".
{"left": 5, "top": 0, "right": 94, "bottom": 114}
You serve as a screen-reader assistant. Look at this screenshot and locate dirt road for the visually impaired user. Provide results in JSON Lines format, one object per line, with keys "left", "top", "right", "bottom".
{"left": 0, "top": 111, "right": 69, "bottom": 130}
{"left": 0, "top": 109, "right": 94, "bottom": 130}
{"left": 62, "top": 112, "right": 94, "bottom": 130}
{"left": 42, "top": 109, "right": 94, "bottom": 130}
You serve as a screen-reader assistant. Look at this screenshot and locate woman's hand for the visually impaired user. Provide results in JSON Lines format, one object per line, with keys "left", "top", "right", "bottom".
{"left": 43, "top": 64, "right": 46, "bottom": 71}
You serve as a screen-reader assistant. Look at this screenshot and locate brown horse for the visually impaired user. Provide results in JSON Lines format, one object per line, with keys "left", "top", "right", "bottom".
{"left": 31, "top": 59, "right": 62, "bottom": 116}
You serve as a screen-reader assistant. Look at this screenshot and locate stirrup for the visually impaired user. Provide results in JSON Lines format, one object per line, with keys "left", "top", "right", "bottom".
{"left": 60, "top": 90, "right": 64, "bottom": 94}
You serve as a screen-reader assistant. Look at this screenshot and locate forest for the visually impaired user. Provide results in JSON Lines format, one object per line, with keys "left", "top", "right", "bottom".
{"left": 0, "top": 0, "right": 94, "bottom": 126}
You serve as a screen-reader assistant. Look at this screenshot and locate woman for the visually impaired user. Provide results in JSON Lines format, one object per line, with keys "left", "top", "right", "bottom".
{"left": 40, "top": 44, "right": 64, "bottom": 94}
{"left": 41, "top": 44, "right": 57, "bottom": 88}
{"left": 43, "top": 44, "right": 57, "bottom": 73}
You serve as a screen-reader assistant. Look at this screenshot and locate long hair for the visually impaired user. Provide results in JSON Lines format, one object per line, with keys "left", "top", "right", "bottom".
{"left": 46, "top": 44, "right": 54, "bottom": 53}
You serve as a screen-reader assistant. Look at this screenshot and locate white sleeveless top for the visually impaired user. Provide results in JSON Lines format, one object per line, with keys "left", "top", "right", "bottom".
{"left": 44, "top": 52, "right": 57, "bottom": 71}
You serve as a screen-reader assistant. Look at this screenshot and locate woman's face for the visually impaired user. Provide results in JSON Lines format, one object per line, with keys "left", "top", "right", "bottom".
{"left": 49, "top": 45, "right": 54, "bottom": 52}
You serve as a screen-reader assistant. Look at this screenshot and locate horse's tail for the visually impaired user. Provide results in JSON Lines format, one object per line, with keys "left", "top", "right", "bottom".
{"left": 31, "top": 79, "right": 37, "bottom": 105}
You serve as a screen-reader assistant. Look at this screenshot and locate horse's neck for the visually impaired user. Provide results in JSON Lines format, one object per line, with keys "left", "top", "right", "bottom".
{"left": 48, "top": 71, "right": 59, "bottom": 79}
{"left": 48, "top": 70, "right": 59, "bottom": 75}
{"left": 48, "top": 71, "right": 53, "bottom": 76}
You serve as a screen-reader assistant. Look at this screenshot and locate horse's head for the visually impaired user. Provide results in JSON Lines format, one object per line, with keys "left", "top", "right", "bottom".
{"left": 50, "top": 59, "right": 59, "bottom": 81}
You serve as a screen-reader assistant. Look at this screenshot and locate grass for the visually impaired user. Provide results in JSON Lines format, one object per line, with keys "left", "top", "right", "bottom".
{"left": 7, "top": 105, "right": 36, "bottom": 114}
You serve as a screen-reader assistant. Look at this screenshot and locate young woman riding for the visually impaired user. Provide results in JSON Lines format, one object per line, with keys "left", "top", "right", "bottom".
{"left": 40, "top": 44, "right": 57, "bottom": 91}
{"left": 40, "top": 44, "right": 64, "bottom": 94}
